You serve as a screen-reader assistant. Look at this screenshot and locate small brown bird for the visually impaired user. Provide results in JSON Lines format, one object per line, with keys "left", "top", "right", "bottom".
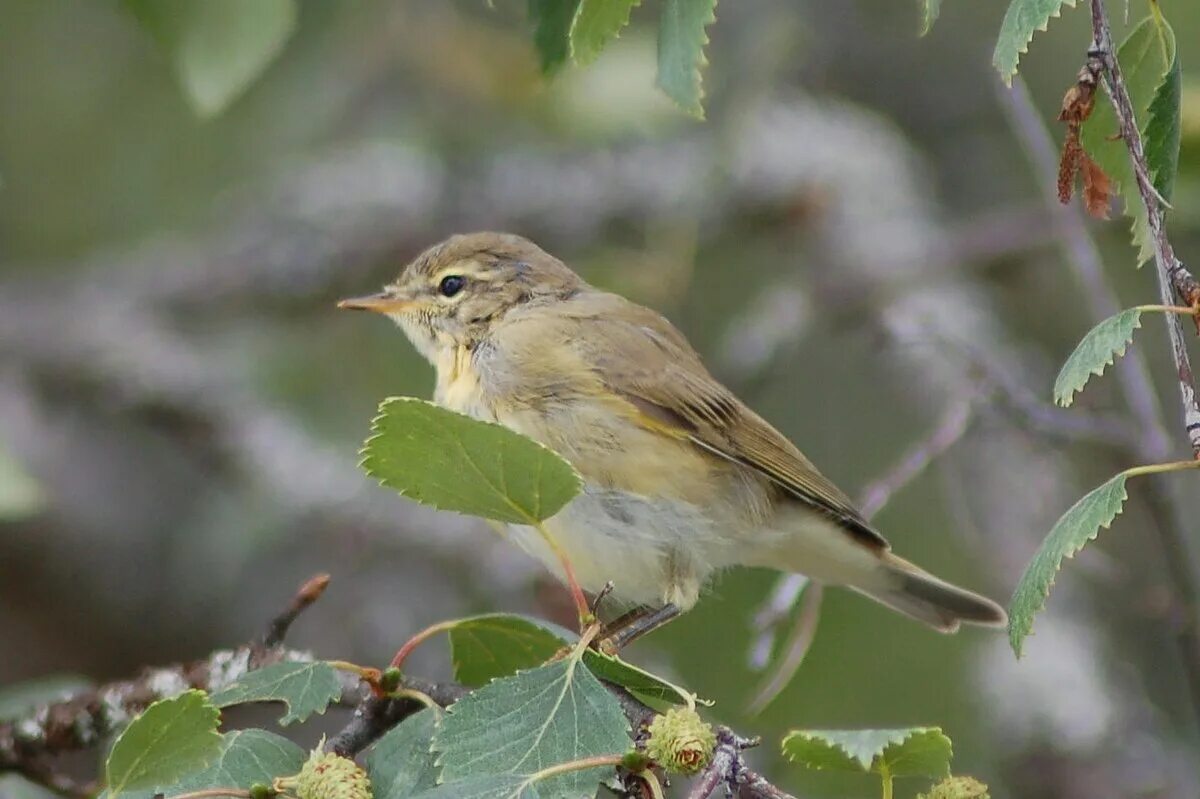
{"left": 340, "top": 232, "right": 1005, "bottom": 645}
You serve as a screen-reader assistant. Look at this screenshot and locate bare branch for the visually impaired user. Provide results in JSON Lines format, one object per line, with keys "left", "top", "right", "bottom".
{"left": 262, "top": 573, "right": 331, "bottom": 648}
{"left": 857, "top": 397, "right": 976, "bottom": 519}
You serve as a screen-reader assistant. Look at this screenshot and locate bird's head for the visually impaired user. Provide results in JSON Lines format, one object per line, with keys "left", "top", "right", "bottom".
{"left": 338, "top": 232, "right": 582, "bottom": 361}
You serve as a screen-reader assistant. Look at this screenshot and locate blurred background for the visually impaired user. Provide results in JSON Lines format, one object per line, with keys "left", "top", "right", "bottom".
{"left": 3, "top": 1, "right": 1200, "bottom": 797}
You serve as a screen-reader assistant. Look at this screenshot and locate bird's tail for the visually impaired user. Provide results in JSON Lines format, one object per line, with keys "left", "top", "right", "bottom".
{"left": 851, "top": 551, "right": 1007, "bottom": 634}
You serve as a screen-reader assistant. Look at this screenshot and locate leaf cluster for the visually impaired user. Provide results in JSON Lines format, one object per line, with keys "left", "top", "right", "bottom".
{"left": 765, "top": 0, "right": 1193, "bottom": 683}
{"left": 992, "top": 1, "right": 1195, "bottom": 659}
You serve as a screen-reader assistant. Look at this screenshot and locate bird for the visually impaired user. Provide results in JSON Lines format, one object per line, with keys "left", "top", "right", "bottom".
{"left": 339, "top": 232, "right": 1006, "bottom": 647}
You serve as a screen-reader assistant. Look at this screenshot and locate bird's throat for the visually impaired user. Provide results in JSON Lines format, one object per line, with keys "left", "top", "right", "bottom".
{"left": 433, "top": 343, "right": 491, "bottom": 420}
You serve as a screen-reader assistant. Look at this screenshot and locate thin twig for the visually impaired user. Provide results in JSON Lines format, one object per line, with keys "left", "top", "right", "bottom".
{"left": 325, "top": 675, "right": 467, "bottom": 757}
{"left": 999, "top": 57, "right": 1200, "bottom": 719}
{"left": 749, "top": 396, "right": 978, "bottom": 691}
{"left": 959, "top": 338, "right": 1138, "bottom": 448}
{"left": 262, "top": 573, "right": 331, "bottom": 648}
{"left": 737, "top": 770, "right": 801, "bottom": 799}
{"left": 746, "top": 584, "right": 824, "bottom": 714}
{"left": 1000, "top": 79, "right": 1170, "bottom": 454}
{"left": 1088, "top": 0, "right": 1200, "bottom": 456}
{"left": 858, "top": 397, "right": 976, "bottom": 519}
{"left": 685, "top": 727, "right": 790, "bottom": 799}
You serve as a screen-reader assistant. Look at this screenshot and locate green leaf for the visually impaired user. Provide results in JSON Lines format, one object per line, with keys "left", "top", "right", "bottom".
{"left": 656, "top": 0, "right": 718, "bottom": 118}
{"left": 1052, "top": 308, "right": 1143, "bottom": 407}
{"left": 449, "top": 614, "right": 572, "bottom": 687}
{"left": 0, "top": 675, "right": 91, "bottom": 720}
{"left": 920, "top": 0, "right": 942, "bottom": 35}
{"left": 1080, "top": 13, "right": 1177, "bottom": 264}
{"left": 1143, "top": 42, "right": 1182, "bottom": 202}
{"left": 361, "top": 397, "right": 583, "bottom": 525}
{"left": 992, "top": 0, "right": 1076, "bottom": 85}
{"left": 108, "top": 730, "right": 306, "bottom": 799}
{"left": 366, "top": 708, "right": 442, "bottom": 799}
{"left": 529, "top": 0, "right": 583, "bottom": 75}
{"left": 124, "top": 0, "right": 297, "bottom": 117}
{"left": 411, "top": 775, "right": 538, "bottom": 799}
{"left": 104, "top": 690, "right": 222, "bottom": 799}
{"left": 448, "top": 612, "right": 695, "bottom": 705}
{"left": 1131, "top": 40, "right": 1181, "bottom": 263}
{"left": 209, "top": 661, "right": 342, "bottom": 725}
{"left": 1008, "top": 472, "right": 1129, "bottom": 656}
{"left": 781, "top": 727, "right": 952, "bottom": 779}
{"left": 434, "top": 653, "right": 630, "bottom": 798}
{"left": 570, "top": 0, "right": 640, "bottom": 65}
{"left": 583, "top": 650, "right": 697, "bottom": 706}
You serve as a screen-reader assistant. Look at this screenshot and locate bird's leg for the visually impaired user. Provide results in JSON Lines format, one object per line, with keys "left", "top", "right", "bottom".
{"left": 596, "top": 603, "right": 680, "bottom": 655}
{"left": 596, "top": 604, "right": 652, "bottom": 638}
{"left": 530, "top": 521, "right": 593, "bottom": 629}
{"left": 589, "top": 580, "right": 617, "bottom": 617}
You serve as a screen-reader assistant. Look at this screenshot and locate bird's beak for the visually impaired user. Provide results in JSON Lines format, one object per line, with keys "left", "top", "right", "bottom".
{"left": 337, "top": 291, "right": 413, "bottom": 314}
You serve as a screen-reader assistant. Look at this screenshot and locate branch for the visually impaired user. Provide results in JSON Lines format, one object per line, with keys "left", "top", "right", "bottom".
{"left": 1, "top": 579, "right": 801, "bottom": 799}
{"left": 998, "top": 58, "right": 1200, "bottom": 720}
{"left": 0, "top": 575, "right": 348, "bottom": 796}
{"left": 1089, "top": 0, "right": 1200, "bottom": 457}
{"left": 262, "top": 573, "right": 331, "bottom": 647}
{"left": 683, "top": 727, "right": 799, "bottom": 799}
{"left": 325, "top": 677, "right": 467, "bottom": 758}
{"left": 856, "top": 397, "right": 976, "bottom": 519}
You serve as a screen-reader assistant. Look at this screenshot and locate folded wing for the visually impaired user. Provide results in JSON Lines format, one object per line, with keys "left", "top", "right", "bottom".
{"left": 566, "top": 292, "right": 888, "bottom": 550}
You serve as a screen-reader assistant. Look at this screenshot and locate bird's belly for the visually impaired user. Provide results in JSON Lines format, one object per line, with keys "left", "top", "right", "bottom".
{"left": 507, "top": 485, "right": 729, "bottom": 610}
{"left": 432, "top": 371, "right": 767, "bottom": 608}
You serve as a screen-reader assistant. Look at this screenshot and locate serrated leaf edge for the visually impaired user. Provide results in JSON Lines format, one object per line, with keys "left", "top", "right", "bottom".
{"left": 993, "top": 0, "right": 1078, "bottom": 86}
{"left": 656, "top": 0, "right": 718, "bottom": 118}
{"left": 569, "top": 0, "right": 642, "bottom": 66}
{"left": 880, "top": 728, "right": 953, "bottom": 779}
{"left": 209, "top": 661, "right": 340, "bottom": 726}
{"left": 106, "top": 690, "right": 222, "bottom": 799}
{"left": 358, "top": 396, "right": 584, "bottom": 524}
{"left": 1008, "top": 474, "right": 1129, "bottom": 657}
{"left": 1053, "top": 309, "right": 1143, "bottom": 407}
{"left": 780, "top": 727, "right": 947, "bottom": 773}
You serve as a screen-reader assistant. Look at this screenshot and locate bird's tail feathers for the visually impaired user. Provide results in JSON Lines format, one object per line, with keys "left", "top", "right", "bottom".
{"left": 850, "top": 552, "right": 1007, "bottom": 634}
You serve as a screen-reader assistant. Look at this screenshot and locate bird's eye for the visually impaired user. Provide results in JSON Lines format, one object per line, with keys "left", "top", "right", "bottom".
{"left": 438, "top": 275, "right": 465, "bottom": 298}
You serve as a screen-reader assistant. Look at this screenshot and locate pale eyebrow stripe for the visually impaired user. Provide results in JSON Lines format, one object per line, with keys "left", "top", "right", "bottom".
{"left": 432, "top": 262, "right": 494, "bottom": 282}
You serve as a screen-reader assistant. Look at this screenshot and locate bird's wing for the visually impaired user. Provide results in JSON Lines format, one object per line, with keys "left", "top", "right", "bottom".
{"left": 562, "top": 293, "right": 888, "bottom": 549}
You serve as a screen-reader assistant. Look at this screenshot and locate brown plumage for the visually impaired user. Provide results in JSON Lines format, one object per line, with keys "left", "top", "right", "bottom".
{"left": 340, "top": 232, "right": 1006, "bottom": 634}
